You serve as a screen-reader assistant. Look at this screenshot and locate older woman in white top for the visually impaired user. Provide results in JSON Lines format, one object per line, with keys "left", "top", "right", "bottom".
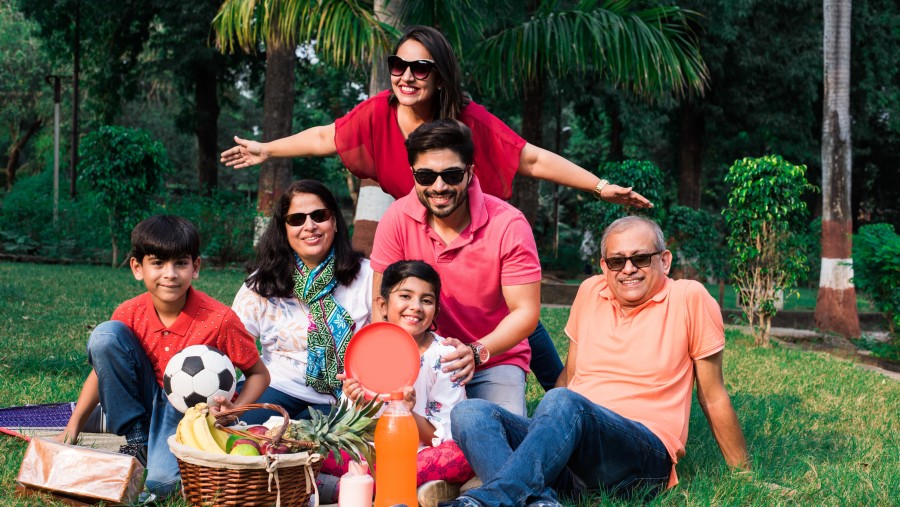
{"left": 232, "top": 180, "right": 372, "bottom": 423}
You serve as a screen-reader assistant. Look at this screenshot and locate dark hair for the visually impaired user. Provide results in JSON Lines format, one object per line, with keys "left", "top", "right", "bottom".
{"left": 380, "top": 260, "right": 442, "bottom": 303}
{"left": 131, "top": 215, "right": 200, "bottom": 262}
{"left": 405, "top": 119, "right": 474, "bottom": 166}
{"left": 388, "top": 25, "right": 468, "bottom": 120}
{"left": 246, "top": 180, "right": 363, "bottom": 298}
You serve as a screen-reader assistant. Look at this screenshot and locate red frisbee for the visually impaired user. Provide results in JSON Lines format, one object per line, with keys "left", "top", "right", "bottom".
{"left": 344, "top": 322, "right": 419, "bottom": 397}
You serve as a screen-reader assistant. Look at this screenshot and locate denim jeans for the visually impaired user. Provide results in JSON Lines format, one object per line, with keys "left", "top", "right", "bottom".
{"left": 452, "top": 389, "right": 671, "bottom": 506}
{"left": 236, "top": 382, "right": 333, "bottom": 424}
{"left": 528, "top": 321, "right": 564, "bottom": 392}
{"left": 464, "top": 364, "right": 526, "bottom": 417}
{"left": 87, "top": 321, "right": 182, "bottom": 498}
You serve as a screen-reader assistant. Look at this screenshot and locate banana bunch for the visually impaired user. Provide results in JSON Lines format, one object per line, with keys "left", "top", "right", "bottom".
{"left": 175, "top": 403, "right": 230, "bottom": 454}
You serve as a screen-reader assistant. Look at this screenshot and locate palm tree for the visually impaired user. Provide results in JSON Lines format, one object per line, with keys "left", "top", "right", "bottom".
{"left": 213, "top": 0, "right": 394, "bottom": 234}
{"left": 469, "top": 1, "right": 709, "bottom": 223}
{"left": 815, "top": 0, "right": 860, "bottom": 339}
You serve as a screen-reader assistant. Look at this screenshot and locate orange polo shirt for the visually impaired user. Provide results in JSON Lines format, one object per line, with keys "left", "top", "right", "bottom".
{"left": 565, "top": 276, "right": 724, "bottom": 487}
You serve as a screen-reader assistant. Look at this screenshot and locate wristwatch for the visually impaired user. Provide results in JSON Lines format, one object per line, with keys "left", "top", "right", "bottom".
{"left": 592, "top": 179, "right": 610, "bottom": 200}
{"left": 469, "top": 341, "right": 490, "bottom": 367}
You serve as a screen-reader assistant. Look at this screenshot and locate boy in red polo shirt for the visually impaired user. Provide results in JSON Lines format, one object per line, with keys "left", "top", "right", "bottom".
{"left": 56, "top": 215, "right": 269, "bottom": 499}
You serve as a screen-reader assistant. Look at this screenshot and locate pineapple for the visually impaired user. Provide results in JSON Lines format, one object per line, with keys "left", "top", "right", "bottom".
{"left": 280, "top": 396, "right": 382, "bottom": 465}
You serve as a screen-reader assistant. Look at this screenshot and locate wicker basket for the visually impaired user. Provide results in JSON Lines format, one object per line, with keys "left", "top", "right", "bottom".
{"left": 168, "top": 403, "right": 324, "bottom": 507}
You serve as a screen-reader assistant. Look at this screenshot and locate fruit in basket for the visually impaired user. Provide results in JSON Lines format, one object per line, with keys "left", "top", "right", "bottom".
{"left": 163, "top": 345, "right": 236, "bottom": 413}
{"left": 225, "top": 434, "right": 241, "bottom": 453}
{"left": 175, "top": 403, "right": 226, "bottom": 453}
{"left": 230, "top": 443, "right": 261, "bottom": 456}
{"left": 283, "top": 396, "right": 382, "bottom": 465}
{"left": 231, "top": 438, "right": 261, "bottom": 452}
{"left": 246, "top": 425, "right": 269, "bottom": 437}
{"left": 207, "top": 412, "right": 231, "bottom": 450}
{"left": 260, "top": 441, "right": 290, "bottom": 455}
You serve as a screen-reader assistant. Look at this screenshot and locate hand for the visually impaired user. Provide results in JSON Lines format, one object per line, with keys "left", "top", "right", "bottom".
{"left": 401, "top": 386, "right": 416, "bottom": 412}
{"left": 600, "top": 184, "right": 654, "bottom": 209}
{"left": 220, "top": 135, "right": 268, "bottom": 168}
{"left": 209, "top": 395, "right": 235, "bottom": 416}
{"left": 440, "top": 337, "right": 476, "bottom": 385}
{"left": 337, "top": 373, "right": 366, "bottom": 402}
{"left": 52, "top": 430, "right": 77, "bottom": 444}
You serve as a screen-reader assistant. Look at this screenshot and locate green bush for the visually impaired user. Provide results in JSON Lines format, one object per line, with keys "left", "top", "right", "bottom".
{"left": 852, "top": 223, "right": 900, "bottom": 336}
{"left": 723, "top": 154, "right": 816, "bottom": 346}
{"left": 665, "top": 205, "right": 725, "bottom": 281}
{"left": 159, "top": 191, "right": 257, "bottom": 266}
{"left": 78, "top": 126, "right": 172, "bottom": 266}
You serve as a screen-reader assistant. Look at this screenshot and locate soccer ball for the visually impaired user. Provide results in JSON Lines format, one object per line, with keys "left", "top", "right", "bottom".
{"left": 163, "top": 345, "right": 236, "bottom": 413}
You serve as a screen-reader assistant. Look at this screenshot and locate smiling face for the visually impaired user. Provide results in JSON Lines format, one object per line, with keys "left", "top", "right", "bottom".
{"left": 285, "top": 192, "right": 336, "bottom": 268}
{"left": 413, "top": 148, "right": 471, "bottom": 220}
{"left": 601, "top": 222, "right": 672, "bottom": 311}
{"left": 379, "top": 276, "right": 438, "bottom": 343}
{"left": 131, "top": 254, "right": 200, "bottom": 313}
{"left": 391, "top": 39, "right": 441, "bottom": 114}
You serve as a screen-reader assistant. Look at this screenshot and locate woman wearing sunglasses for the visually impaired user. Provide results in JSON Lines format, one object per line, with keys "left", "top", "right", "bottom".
{"left": 221, "top": 25, "right": 650, "bottom": 207}
{"left": 230, "top": 179, "right": 372, "bottom": 424}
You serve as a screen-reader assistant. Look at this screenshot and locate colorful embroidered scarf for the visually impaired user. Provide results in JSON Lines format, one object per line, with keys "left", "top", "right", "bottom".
{"left": 293, "top": 249, "right": 355, "bottom": 398}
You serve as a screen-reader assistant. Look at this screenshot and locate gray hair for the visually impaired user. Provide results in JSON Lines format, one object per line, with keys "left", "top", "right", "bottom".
{"left": 599, "top": 216, "right": 666, "bottom": 257}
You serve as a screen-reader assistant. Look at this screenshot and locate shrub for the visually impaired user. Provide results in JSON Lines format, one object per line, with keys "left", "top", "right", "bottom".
{"left": 665, "top": 205, "right": 726, "bottom": 282}
{"left": 580, "top": 159, "right": 667, "bottom": 243}
{"left": 78, "top": 126, "right": 171, "bottom": 266}
{"left": 852, "top": 224, "right": 900, "bottom": 337}
{"left": 723, "top": 154, "right": 816, "bottom": 346}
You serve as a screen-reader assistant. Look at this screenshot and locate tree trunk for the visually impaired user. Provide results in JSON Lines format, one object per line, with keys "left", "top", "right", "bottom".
{"left": 195, "top": 57, "right": 219, "bottom": 195}
{"left": 351, "top": 0, "right": 401, "bottom": 256}
{"left": 256, "top": 43, "right": 296, "bottom": 219}
{"left": 5, "top": 118, "right": 43, "bottom": 190}
{"left": 511, "top": 75, "right": 544, "bottom": 226}
{"left": 815, "top": 0, "right": 860, "bottom": 340}
{"left": 677, "top": 97, "right": 704, "bottom": 209}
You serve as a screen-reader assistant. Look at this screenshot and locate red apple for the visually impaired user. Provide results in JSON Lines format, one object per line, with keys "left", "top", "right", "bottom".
{"left": 260, "top": 441, "right": 290, "bottom": 454}
{"left": 232, "top": 438, "right": 260, "bottom": 452}
{"left": 246, "top": 425, "right": 269, "bottom": 438}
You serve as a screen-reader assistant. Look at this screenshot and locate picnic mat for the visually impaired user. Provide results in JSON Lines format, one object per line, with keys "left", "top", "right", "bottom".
{"left": 0, "top": 403, "right": 123, "bottom": 451}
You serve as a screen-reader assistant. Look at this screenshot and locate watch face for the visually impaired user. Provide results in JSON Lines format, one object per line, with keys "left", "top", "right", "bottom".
{"left": 475, "top": 344, "right": 489, "bottom": 364}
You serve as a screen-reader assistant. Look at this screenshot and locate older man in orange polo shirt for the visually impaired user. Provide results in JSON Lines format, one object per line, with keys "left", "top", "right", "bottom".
{"left": 444, "top": 216, "right": 749, "bottom": 507}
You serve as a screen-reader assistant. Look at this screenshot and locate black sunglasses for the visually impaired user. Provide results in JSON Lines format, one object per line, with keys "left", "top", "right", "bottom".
{"left": 387, "top": 55, "right": 436, "bottom": 80}
{"left": 412, "top": 167, "right": 469, "bottom": 186}
{"left": 604, "top": 251, "right": 662, "bottom": 271}
{"left": 284, "top": 208, "right": 333, "bottom": 227}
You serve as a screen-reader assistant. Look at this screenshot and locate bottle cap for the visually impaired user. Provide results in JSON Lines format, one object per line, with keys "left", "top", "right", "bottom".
{"left": 389, "top": 391, "right": 404, "bottom": 401}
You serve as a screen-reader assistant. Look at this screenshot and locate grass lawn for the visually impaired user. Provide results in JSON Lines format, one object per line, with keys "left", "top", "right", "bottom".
{"left": 1, "top": 262, "right": 898, "bottom": 506}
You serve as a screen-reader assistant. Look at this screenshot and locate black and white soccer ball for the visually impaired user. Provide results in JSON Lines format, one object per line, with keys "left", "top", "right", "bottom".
{"left": 163, "top": 345, "right": 236, "bottom": 413}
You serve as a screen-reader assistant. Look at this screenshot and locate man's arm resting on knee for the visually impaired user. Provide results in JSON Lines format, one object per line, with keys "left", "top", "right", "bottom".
{"left": 554, "top": 334, "right": 579, "bottom": 388}
{"left": 54, "top": 369, "right": 100, "bottom": 444}
{"left": 694, "top": 351, "right": 750, "bottom": 470}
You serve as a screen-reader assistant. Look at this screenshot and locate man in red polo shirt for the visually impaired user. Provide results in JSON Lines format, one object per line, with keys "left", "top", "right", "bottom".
{"left": 369, "top": 119, "right": 541, "bottom": 417}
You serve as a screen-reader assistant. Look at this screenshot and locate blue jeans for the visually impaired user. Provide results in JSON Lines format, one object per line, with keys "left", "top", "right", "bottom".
{"left": 236, "top": 383, "right": 333, "bottom": 424}
{"left": 528, "top": 321, "right": 564, "bottom": 392}
{"left": 452, "top": 389, "right": 671, "bottom": 506}
{"left": 465, "top": 364, "right": 526, "bottom": 417}
{"left": 87, "top": 321, "right": 182, "bottom": 498}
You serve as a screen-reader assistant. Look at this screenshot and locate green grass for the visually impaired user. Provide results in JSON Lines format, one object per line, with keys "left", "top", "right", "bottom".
{"left": 2, "top": 262, "right": 898, "bottom": 506}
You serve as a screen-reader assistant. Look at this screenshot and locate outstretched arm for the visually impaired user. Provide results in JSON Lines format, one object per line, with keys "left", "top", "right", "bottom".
{"left": 518, "top": 142, "right": 653, "bottom": 208}
{"left": 695, "top": 351, "right": 750, "bottom": 470}
{"left": 220, "top": 123, "right": 338, "bottom": 169}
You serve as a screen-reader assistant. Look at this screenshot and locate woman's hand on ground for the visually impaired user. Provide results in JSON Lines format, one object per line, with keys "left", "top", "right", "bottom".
{"left": 220, "top": 136, "right": 267, "bottom": 168}
{"left": 440, "top": 337, "right": 476, "bottom": 385}
{"left": 600, "top": 184, "right": 654, "bottom": 209}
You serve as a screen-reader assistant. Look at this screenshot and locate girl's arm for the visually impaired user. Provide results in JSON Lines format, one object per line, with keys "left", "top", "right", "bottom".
{"left": 220, "top": 124, "right": 338, "bottom": 169}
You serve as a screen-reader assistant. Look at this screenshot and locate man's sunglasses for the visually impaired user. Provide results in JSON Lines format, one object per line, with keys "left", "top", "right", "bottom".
{"left": 387, "top": 55, "right": 435, "bottom": 80}
{"left": 604, "top": 251, "right": 662, "bottom": 271}
{"left": 412, "top": 167, "right": 469, "bottom": 186}
{"left": 284, "top": 208, "right": 333, "bottom": 226}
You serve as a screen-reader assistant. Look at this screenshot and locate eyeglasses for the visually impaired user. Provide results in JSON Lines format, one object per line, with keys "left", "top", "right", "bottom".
{"left": 284, "top": 208, "right": 333, "bottom": 226}
{"left": 412, "top": 166, "right": 469, "bottom": 186}
{"left": 603, "top": 251, "right": 662, "bottom": 271}
{"left": 387, "top": 55, "right": 436, "bottom": 80}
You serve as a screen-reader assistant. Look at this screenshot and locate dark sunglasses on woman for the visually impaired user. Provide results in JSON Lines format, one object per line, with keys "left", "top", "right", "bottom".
{"left": 387, "top": 55, "right": 435, "bottom": 80}
{"left": 285, "top": 208, "right": 333, "bottom": 226}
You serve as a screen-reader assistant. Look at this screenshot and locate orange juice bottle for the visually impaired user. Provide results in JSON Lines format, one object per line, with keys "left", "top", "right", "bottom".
{"left": 374, "top": 391, "right": 418, "bottom": 507}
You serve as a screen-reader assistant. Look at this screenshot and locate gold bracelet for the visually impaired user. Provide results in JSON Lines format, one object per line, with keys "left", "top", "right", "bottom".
{"left": 592, "top": 179, "right": 609, "bottom": 200}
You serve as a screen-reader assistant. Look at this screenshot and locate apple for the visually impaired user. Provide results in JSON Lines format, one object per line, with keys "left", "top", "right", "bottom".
{"left": 231, "top": 438, "right": 261, "bottom": 452}
{"left": 246, "top": 425, "right": 269, "bottom": 438}
{"left": 224, "top": 434, "right": 241, "bottom": 453}
{"left": 230, "top": 443, "right": 260, "bottom": 456}
{"left": 260, "top": 441, "right": 290, "bottom": 454}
